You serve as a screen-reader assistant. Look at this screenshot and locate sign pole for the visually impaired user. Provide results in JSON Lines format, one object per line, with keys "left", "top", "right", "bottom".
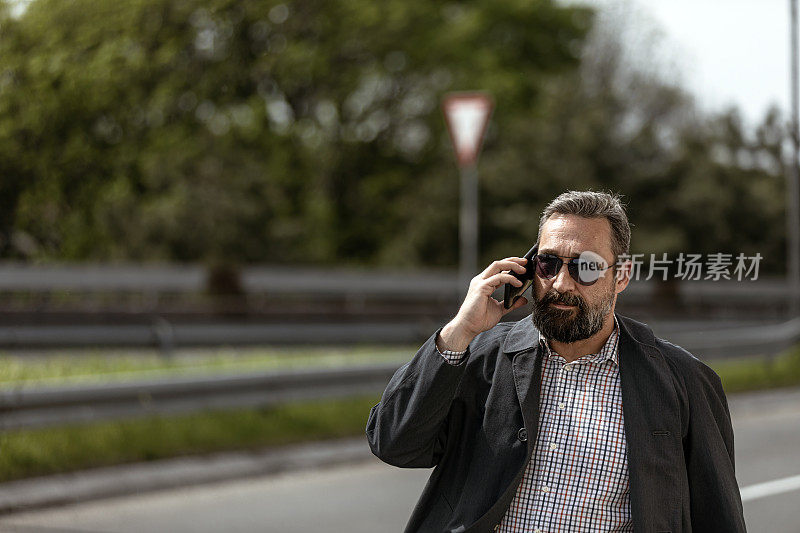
{"left": 789, "top": 0, "right": 800, "bottom": 317}
{"left": 442, "top": 92, "right": 494, "bottom": 298}
{"left": 459, "top": 163, "right": 479, "bottom": 296}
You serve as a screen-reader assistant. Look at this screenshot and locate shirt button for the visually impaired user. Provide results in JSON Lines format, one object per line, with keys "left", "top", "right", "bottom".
{"left": 549, "top": 442, "right": 558, "bottom": 450}
{"left": 534, "top": 530, "right": 542, "bottom": 533}
{"left": 558, "top": 402, "right": 566, "bottom": 409}
{"left": 563, "top": 365, "right": 572, "bottom": 372}
{"left": 541, "top": 485, "right": 550, "bottom": 493}
{"left": 518, "top": 427, "right": 528, "bottom": 442}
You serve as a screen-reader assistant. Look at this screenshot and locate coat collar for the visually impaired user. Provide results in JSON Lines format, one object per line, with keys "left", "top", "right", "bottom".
{"left": 616, "top": 312, "right": 656, "bottom": 348}
{"left": 502, "top": 314, "right": 540, "bottom": 353}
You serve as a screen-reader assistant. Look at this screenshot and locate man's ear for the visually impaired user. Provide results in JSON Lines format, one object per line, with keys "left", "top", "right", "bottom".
{"left": 614, "top": 260, "right": 632, "bottom": 294}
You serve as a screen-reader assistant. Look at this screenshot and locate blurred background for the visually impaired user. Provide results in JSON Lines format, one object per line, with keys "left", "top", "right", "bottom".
{"left": 0, "top": 0, "right": 798, "bottom": 531}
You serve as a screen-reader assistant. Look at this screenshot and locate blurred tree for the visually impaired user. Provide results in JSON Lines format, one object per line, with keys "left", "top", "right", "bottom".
{"left": 480, "top": 4, "right": 787, "bottom": 275}
{"left": 0, "top": 0, "right": 788, "bottom": 276}
{"left": 0, "top": 0, "right": 590, "bottom": 268}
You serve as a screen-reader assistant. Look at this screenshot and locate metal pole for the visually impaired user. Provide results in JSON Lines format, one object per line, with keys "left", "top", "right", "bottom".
{"left": 788, "top": 0, "right": 800, "bottom": 316}
{"left": 459, "top": 164, "right": 479, "bottom": 297}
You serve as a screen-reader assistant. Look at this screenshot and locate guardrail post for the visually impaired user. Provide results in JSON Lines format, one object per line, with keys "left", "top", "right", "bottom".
{"left": 152, "top": 316, "right": 175, "bottom": 357}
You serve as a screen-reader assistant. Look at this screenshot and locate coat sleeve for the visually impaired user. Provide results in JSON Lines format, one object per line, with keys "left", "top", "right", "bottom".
{"left": 365, "top": 326, "right": 470, "bottom": 469}
{"left": 683, "top": 359, "right": 747, "bottom": 532}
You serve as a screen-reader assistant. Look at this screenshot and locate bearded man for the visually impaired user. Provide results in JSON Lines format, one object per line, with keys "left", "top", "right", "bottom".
{"left": 366, "top": 190, "right": 746, "bottom": 533}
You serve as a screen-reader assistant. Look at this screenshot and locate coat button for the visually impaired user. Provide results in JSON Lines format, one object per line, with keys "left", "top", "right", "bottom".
{"left": 518, "top": 427, "right": 528, "bottom": 442}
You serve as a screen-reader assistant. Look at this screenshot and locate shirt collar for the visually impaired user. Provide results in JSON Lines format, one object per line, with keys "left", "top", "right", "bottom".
{"left": 538, "top": 315, "right": 620, "bottom": 365}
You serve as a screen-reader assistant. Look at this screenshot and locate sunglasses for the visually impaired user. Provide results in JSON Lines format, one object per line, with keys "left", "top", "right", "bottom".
{"left": 534, "top": 252, "right": 612, "bottom": 286}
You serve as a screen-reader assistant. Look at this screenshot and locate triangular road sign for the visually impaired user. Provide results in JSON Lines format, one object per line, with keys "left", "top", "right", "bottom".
{"left": 442, "top": 92, "right": 494, "bottom": 168}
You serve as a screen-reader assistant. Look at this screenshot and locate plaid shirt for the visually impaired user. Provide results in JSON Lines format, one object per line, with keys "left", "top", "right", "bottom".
{"left": 438, "top": 317, "right": 632, "bottom": 532}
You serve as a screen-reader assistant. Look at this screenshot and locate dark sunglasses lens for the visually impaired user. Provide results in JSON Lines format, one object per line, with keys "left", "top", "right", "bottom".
{"left": 535, "top": 255, "right": 561, "bottom": 279}
{"left": 567, "top": 260, "right": 597, "bottom": 286}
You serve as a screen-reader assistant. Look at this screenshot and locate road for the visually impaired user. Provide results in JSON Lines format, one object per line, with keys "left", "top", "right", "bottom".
{"left": 1, "top": 388, "right": 799, "bottom": 533}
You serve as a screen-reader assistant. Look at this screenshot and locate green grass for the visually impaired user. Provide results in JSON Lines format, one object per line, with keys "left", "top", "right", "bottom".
{"left": 710, "top": 343, "right": 800, "bottom": 393}
{"left": 0, "top": 395, "right": 380, "bottom": 483}
{"left": 0, "top": 345, "right": 402, "bottom": 482}
{"left": 0, "top": 345, "right": 412, "bottom": 387}
{"left": 8, "top": 342, "right": 797, "bottom": 393}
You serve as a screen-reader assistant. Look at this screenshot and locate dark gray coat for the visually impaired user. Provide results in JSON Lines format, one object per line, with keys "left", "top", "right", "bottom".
{"left": 366, "top": 313, "right": 746, "bottom": 533}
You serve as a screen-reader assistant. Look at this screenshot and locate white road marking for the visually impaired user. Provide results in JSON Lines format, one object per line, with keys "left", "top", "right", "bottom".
{"left": 741, "top": 474, "right": 800, "bottom": 502}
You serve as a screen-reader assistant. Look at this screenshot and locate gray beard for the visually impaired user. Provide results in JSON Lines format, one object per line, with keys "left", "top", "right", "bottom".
{"left": 531, "top": 286, "right": 614, "bottom": 344}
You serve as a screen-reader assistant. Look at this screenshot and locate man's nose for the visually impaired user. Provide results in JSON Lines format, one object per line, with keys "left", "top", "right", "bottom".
{"left": 551, "top": 263, "right": 577, "bottom": 293}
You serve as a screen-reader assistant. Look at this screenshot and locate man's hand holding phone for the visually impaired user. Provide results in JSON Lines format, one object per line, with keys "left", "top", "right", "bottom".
{"left": 438, "top": 256, "right": 531, "bottom": 353}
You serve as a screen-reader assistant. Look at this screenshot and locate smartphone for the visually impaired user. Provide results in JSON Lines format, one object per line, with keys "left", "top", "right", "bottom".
{"left": 503, "top": 244, "right": 538, "bottom": 309}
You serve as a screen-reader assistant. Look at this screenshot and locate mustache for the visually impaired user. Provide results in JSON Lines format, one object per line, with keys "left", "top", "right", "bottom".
{"left": 539, "top": 290, "right": 584, "bottom": 308}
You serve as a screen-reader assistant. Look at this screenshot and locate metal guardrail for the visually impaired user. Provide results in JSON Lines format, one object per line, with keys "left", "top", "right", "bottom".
{"left": 0, "top": 262, "right": 797, "bottom": 300}
{"left": 1, "top": 317, "right": 799, "bottom": 356}
{"left": 0, "top": 262, "right": 797, "bottom": 349}
{"left": 0, "top": 322, "right": 439, "bottom": 349}
{"left": 0, "top": 263, "right": 459, "bottom": 296}
{"left": 663, "top": 316, "right": 800, "bottom": 358}
{"left": 2, "top": 317, "right": 800, "bottom": 431}
{"left": 0, "top": 363, "right": 401, "bottom": 431}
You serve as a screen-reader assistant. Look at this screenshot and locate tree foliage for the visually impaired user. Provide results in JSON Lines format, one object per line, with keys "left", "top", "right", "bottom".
{"left": 0, "top": 0, "right": 790, "bottom": 274}
{"left": 479, "top": 7, "right": 787, "bottom": 274}
{"left": 0, "top": 0, "right": 589, "bottom": 265}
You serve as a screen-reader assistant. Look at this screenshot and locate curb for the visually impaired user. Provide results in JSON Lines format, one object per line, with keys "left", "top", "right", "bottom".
{"left": 0, "top": 437, "right": 372, "bottom": 515}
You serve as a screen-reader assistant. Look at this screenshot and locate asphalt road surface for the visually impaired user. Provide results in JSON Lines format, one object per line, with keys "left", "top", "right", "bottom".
{"left": 1, "top": 388, "right": 799, "bottom": 533}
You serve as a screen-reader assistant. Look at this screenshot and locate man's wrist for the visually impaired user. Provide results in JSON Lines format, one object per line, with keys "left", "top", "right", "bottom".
{"left": 438, "top": 320, "right": 476, "bottom": 353}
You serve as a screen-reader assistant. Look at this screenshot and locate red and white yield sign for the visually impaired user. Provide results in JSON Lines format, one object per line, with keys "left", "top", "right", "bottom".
{"left": 442, "top": 92, "right": 494, "bottom": 168}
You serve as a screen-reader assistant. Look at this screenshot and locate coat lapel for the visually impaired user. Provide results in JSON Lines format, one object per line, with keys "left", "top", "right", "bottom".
{"left": 466, "top": 317, "right": 543, "bottom": 533}
{"left": 617, "top": 314, "right": 681, "bottom": 532}
{"left": 503, "top": 315, "right": 543, "bottom": 452}
{"left": 511, "top": 344, "right": 543, "bottom": 455}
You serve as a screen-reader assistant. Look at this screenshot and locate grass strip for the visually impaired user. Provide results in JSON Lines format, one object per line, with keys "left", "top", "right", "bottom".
{"left": 0, "top": 395, "right": 380, "bottom": 483}
{"left": 0, "top": 346, "right": 412, "bottom": 386}
{"left": 710, "top": 343, "right": 800, "bottom": 393}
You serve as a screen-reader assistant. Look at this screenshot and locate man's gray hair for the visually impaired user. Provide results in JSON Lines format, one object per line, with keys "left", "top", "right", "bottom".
{"left": 537, "top": 190, "right": 631, "bottom": 258}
